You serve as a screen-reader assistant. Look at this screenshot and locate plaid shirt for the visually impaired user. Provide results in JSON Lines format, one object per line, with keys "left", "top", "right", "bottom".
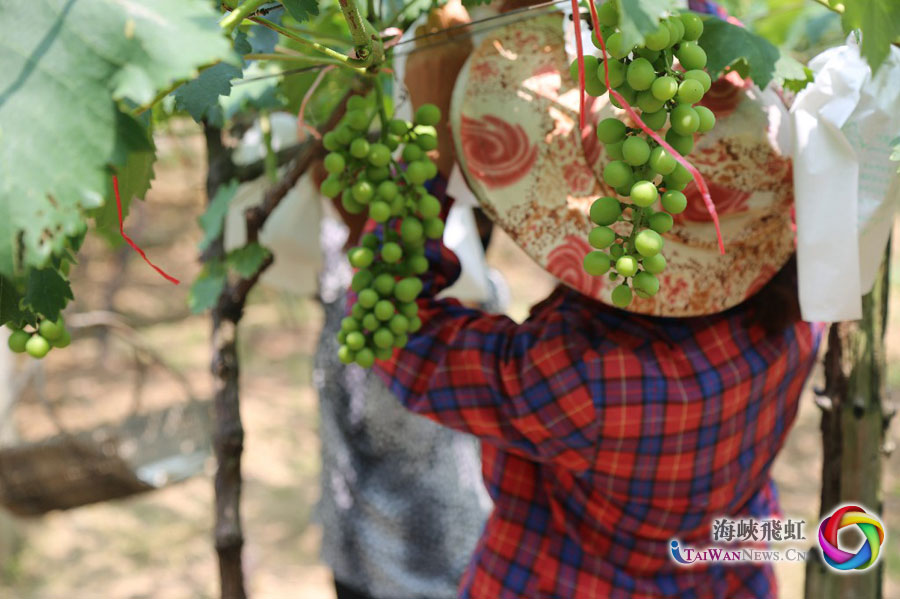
{"left": 371, "top": 187, "right": 822, "bottom": 598}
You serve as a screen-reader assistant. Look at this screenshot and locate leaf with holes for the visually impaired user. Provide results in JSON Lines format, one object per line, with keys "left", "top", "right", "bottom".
{"left": 0, "top": 0, "right": 237, "bottom": 279}
{"left": 22, "top": 268, "right": 73, "bottom": 321}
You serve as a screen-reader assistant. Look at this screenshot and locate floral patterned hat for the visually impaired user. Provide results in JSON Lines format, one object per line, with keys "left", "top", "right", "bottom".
{"left": 449, "top": 12, "right": 795, "bottom": 317}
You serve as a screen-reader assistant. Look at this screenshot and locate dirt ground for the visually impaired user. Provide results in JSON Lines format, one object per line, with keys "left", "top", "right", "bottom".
{"left": 0, "top": 125, "right": 897, "bottom": 599}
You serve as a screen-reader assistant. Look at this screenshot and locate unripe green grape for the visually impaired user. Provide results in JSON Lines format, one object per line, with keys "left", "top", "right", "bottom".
{"left": 610, "top": 243, "right": 625, "bottom": 259}
{"left": 342, "top": 190, "right": 364, "bottom": 214}
{"left": 590, "top": 196, "right": 622, "bottom": 225}
{"left": 603, "top": 161, "right": 634, "bottom": 188}
{"left": 648, "top": 211, "right": 674, "bottom": 234}
{"left": 346, "top": 331, "right": 366, "bottom": 350}
{"left": 633, "top": 271, "right": 660, "bottom": 296}
{"left": 596, "top": 118, "right": 627, "bottom": 144}
{"left": 588, "top": 226, "right": 616, "bottom": 249}
{"left": 641, "top": 109, "right": 667, "bottom": 131}
{"left": 667, "top": 163, "right": 694, "bottom": 187}
{"left": 570, "top": 55, "right": 599, "bottom": 83}
{"left": 599, "top": 59, "right": 626, "bottom": 89}
{"left": 352, "top": 303, "right": 366, "bottom": 319}
{"left": 644, "top": 22, "right": 670, "bottom": 51}
{"left": 385, "top": 135, "right": 401, "bottom": 151}
{"left": 38, "top": 318, "right": 64, "bottom": 342}
{"left": 611, "top": 284, "right": 633, "bottom": 308}
{"left": 395, "top": 277, "right": 423, "bottom": 303}
{"left": 335, "top": 125, "right": 354, "bottom": 145}
{"left": 605, "top": 140, "right": 625, "bottom": 160}
{"left": 410, "top": 316, "right": 423, "bottom": 333}
{"left": 418, "top": 194, "right": 442, "bottom": 219}
{"left": 666, "top": 17, "right": 685, "bottom": 46}
{"left": 630, "top": 180, "right": 659, "bottom": 207}
{"left": 390, "top": 195, "right": 406, "bottom": 217}
{"left": 616, "top": 254, "right": 639, "bottom": 277}
{"left": 585, "top": 71, "right": 608, "bottom": 97}
{"left": 369, "top": 201, "right": 391, "bottom": 223}
{"left": 355, "top": 348, "right": 375, "bottom": 368}
{"left": 374, "top": 300, "right": 396, "bottom": 321}
{"left": 610, "top": 84, "right": 637, "bottom": 109}
{"left": 368, "top": 143, "right": 392, "bottom": 167}
{"left": 338, "top": 345, "right": 355, "bottom": 364}
{"left": 347, "top": 95, "right": 367, "bottom": 111}
{"left": 323, "top": 132, "right": 341, "bottom": 151}
{"left": 670, "top": 104, "right": 700, "bottom": 135}
{"left": 635, "top": 229, "right": 664, "bottom": 257}
{"left": 583, "top": 251, "right": 611, "bottom": 276}
{"left": 350, "top": 137, "right": 370, "bottom": 159}
{"left": 650, "top": 76, "right": 678, "bottom": 102}
{"left": 417, "top": 134, "right": 439, "bottom": 152}
{"left": 361, "top": 233, "right": 379, "bottom": 249}
{"left": 680, "top": 12, "right": 704, "bottom": 41}
{"left": 399, "top": 301, "right": 418, "bottom": 318}
{"left": 375, "top": 347, "right": 393, "bottom": 361}
{"left": 358, "top": 288, "right": 379, "bottom": 308}
{"left": 665, "top": 128, "right": 694, "bottom": 155}
{"left": 390, "top": 334, "right": 407, "bottom": 349}
{"left": 406, "top": 162, "right": 429, "bottom": 185}
{"left": 663, "top": 174, "right": 688, "bottom": 192}
{"left": 351, "top": 269, "right": 374, "bottom": 292}
{"left": 389, "top": 119, "right": 409, "bottom": 136}
{"left": 409, "top": 254, "right": 429, "bottom": 275}
{"left": 422, "top": 160, "right": 438, "bottom": 180}
{"left": 372, "top": 328, "right": 394, "bottom": 349}
{"left": 635, "top": 47, "right": 660, "bottom": 63}
{"left": 320, "top": 176, "right": 343, "bottom": 198}
{"left": 661, "top": 189, "right": 688, "bottom": 214}
{"left": 349, "top": 246, "right": 374, "bottom": 268}
{"left": 370, "top": 274, "right": 393, "bottom": 298}
{"left": 424, "top": 218, "right": 444, "bottom": 239}
{"left": 626, "top": 58, "right": 655, "bottom": 91}
{"left": 402, "top": 144, "right": 423, "bottom": 162}
{"left": 676, "top": 42, "right": 707, "bottom": 71}
{"left": 615, "top": 183, "right": 633, "bottom": 197}
{"left": 381, "top": 242, "right": 403, "bottom": 263}
{"left": 684, "top": 69, "right": 712, "bottom": 93}
{"left": 642, "top": 252, "right": 667, "bottom": 274}
{"left": 401, "top": 218, "right": 424, "bottom": 244}
{"left": 389, "top": 314, "right": 409, "bottom": 335}
{"left": 342, "top": 316, "right": 361, "bottom": 332}
{"left": 636, "top": 90, "right": 665, "bottom": 113}
{"left": 695, "top": 105, "right": 716, "bottom": 132}
{"left": 677, "top": 79, "right": 705, "bottom": 104}
{"left": 377, "top": 180, "right": 398, "bottom": 200}
{"left": 606, "top": 33, "right": 632, "bottom": 60}
{"left": 622, "top": 137, "right": 651, "bottom": 166}
{"left": 324, "top": 152, "right": 346, "bottom": 174}
{"left": 8, "top": 329, "right": 29, "bottom": 353}
{"left": 352, "top": 180, "right": 375, "bottom": 204}
{"left": 362, "top": 313, "right": 380, "bottom": 332}
{"left": 366, "top": 166, "right": 389, "bottom": 182}
{"left": 596, "top": 0, "right": 618, "bottom": 26}
{"left": 415, "top": 104, "right": 442, "bottom": 126}
{"left": 346, "top": 110, "right": 369, "bottom": 131}
{"left": 648, "top": 146, "right": 677, "bottom": 175}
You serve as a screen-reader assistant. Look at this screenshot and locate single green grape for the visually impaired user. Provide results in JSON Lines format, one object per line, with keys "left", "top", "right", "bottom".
{"left": 389, "top": 119, "right": 409, "bottom": 136}
{"left": 335, "top": 125, "right": 354, "bottom": 146}
{"left": 351, "top": 303, "right": 366, "bottom": 320}
{"left": 381, "top": 242, "right": 403, "bottom": 263}
{"left": 695, "top": 105, "right": 716, "bottom": 132}
{"left": 622, "top": 137, "right": 651, "bottom": 166}
{"left": 650, "top": 76, "right": 678, "bottom": 102}
{"left": 583, "top": 251, "right": 611, "bottom": 276}
{"left": 342, "top": 190, "right": 364, "bottom": 214}
{"left": 374, "top": 300, "right": 396, "bottom": 321}
{"left": 644, "top": 23, "right": 670, "bottom": 51}
{"left": 8, "top": 329, "right": 29, "bottom": 353}
{"left": 680, "top": 13, "right": 704, "bottom": 42}
{"left": 375, "top": 347, "right": 393, "bottom": 361}
{"left": 345, "top": 110, "right": 370, "bottom": 131}
{"left": 677, "top": 79, "right": 705, "bottom": 105}
{"left": 683, "top": 69, "right": 712, "bottom": 93}
{"left": 596, "top": 118, "right": 627, "bottom": 144}
{"left": 406, "top": 162, "right": 429, "bottom": 185}
{"left": 610, "top": 84, "right": 638, "bottom": 109}
{"left": 341, "top": 316, "right": 361, "bottom": 332}
{"left": 408, "top": 254, "right": 429, "bottom": 275}
{"left": 37, "top": 318, "right": 63, "bottom": 342}
{"left": 596, "top": 0, "right": 618, "bottom": 26}
{"left": 633, "top": 271, "right": 661, "bottom": 296}
{"left": 648, "top": 146, "right": 677, "bottom": 175}
{"left": 415, "top": 104, "right": 442, "bottom": 126}
{"left": 603, "top": 161, "right": 634, "bottom": 188}
{"left": 642, "top": 252, "right": 667, "bottom": 274}
{"left": 362, "top": 313, "right": 380, "bottom": 332}
{"left": 320, "top": 176, "right": 344, "bottom": 198}
{"left": 636, "top": 91, "right": 665, "bottom": 114}
{"left": 417, "top": 134, "right": 439, "bottom": 152}
{"left": 611, "top": 284, "right": 633, "bottom": 308}
{"left": 641, "top": 109, "right": 668, "bottom": 131}
{"left": 570, "top": 55, "right": 599, "bottom": 83}
{"left": 610, "top": 243, "right": 625, "bottom": 259}
{"left": 323, "top": 132, "right": 341, "bottom": 151}
{"left": 324, "top": 152, "right": 346, "bottom": 174}
{"left": 599, "top": 59, "right": 626, "bottom": 89}
{"left": 369, "top": 201, "right": 391, "bottom": 223}
{"left": 418, "top": 194, "right": 442, "bottom": 219}
{"left": 661, "top": 189, "right": 688, "bottom": 214}
{"left": 346, "top": 331, "right": 366, "bottom": 351}
{"left": 666, "top": 17, "right": 685, "bottom": 47}
{"left": 358, "top": 288, "right": 379, "bottom": 309}
{"left": 349, "top": 247, "right": 374, "bottom": 269}
{"left": 372, "top": 328, "right": 394, "bottom": 349}
{"left": 395, "top": 277, "right": 423, "bottom": 303}
{"left": 367, "top": 166, "right": 390, "bottom": 182}
{"left": 401, "top": 218, "right": 424, "bottom": 244}
{"left": 665, "top": 129, "right": 694, "bottom": 156}
{"left": 352, "top": 180, "right": 375, "bottom": 204}
{"left": 616, "top": 254, "right": 639, "bottom": 277}
{"left": 422, "top": 160, "right": 438, "bottom": 180}
{"left": 670, "top": 104, "right": 700, "bottom": 136}
{"left": 626, "top": 58, "right": 656, "bottom": 91}
{"left": 368, "top": 143, "right": 392, "bottom": 167}
{"left": 630, "top": 180, "right": 659, "bottom": 207}
{"left": 588, "top": 226, "right": 616, "bottom": 249}
{"left": 667, "top": 163, "right": 694, "bottom": 188}
{"left": 355, "top": 348, "right": 375, "bottom": 368}
{"left": 676, "top": 42, "right": 707, "bottom": 71}
{"left": 648, "top": 211, "right": 674, "bottom": 234}
{"left": 351, "top": 269, "right": 374, "bottom": 292}
{"left": 605, "top": 140, "right": 625, "bottom": 160}
{"left": 338, "top": 345, "right": 355, "bottom": 364}
{"left": 398, "top": 301, "right": 418, "bottom": 319}
{"left": 424, "top": 218, "right": 444, "bottom": 239}
{"left": 635, "top": 229, "right": 664, "bottom": 257}
{"left": 350, "top": 138, "right": 370, "bottom": 159}
{"left": 590, "top": 196, "right": 622, "bottom": 226}
{"left": 389, "top": 314, "right": 409, "bottom": 335}
{"left": 585, "top": 69, "right": 608, "bottom": 97}
{"left": 377, "top": 181, "right": 398, "bottom": 200}
{"left": 606, "top": 32, "right": 632, "bottom": 59}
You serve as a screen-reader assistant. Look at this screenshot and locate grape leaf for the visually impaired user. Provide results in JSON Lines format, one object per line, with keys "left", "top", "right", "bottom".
{"left": 23, "top": 268, "right": 73, "bottom": 321}
{"left": 198, "top": 180, "right": 239, "bottom": 252}
{"left": 698, "top": 18, "right": 780, "bottom": 89}
{"left": 174, "top": 62, "right": 243, "bottom": 124}
{"left": 774, "top": 54, "right": 814, "bottom": 91}
{"left": 227, "top": 243, "right": 271, "bottom": 277}
{"left": 617, "top": 0, "right": 679, "bottom": 48}
{"left": 0, "top": 276, "right": 27, "bottom": 327}
{"left": 282, "top": 0, "right": 320, "bottom": 23}
{"left": 840, "top": 0, "right": 900, "bottom": 73}
{"left": 0, "top": 0, "right": 237, "bottom": 280}
{"left": 189, "top": 261, "right": 226, "bottom": 314}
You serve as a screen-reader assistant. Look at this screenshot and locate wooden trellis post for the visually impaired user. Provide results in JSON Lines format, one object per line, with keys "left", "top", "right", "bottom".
{"left": 804, "top": 241, "right": 894, "bottom": 599}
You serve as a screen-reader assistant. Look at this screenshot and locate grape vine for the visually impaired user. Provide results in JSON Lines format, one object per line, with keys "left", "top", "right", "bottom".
{"left": 574, "top": 4, "right": 715, "bottom": 308}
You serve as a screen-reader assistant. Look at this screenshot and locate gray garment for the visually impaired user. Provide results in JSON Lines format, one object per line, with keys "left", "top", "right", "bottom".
{"left": 313, "top": 217, "right": 492, "bottom": 599}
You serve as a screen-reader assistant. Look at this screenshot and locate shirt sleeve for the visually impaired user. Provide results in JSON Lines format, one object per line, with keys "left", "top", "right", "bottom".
{"left": 372, "top": 199, "right": 598, "bottom": 470}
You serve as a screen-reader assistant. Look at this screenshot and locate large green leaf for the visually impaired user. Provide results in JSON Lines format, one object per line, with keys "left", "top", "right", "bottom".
{"left": 840, "top": 0, "right": 900, "bottom": 73}
{"left": 174, "top": 62, "right": 243, "bottom": 125}
{"left": 698, "top": 17, "right": 780, "bottom": 89}
{"left": 189, "top": 260, "right": 226, "bottom": 314}
{"left": 227, "top": 242, "right": 270, "bottom": 277}
{"left": 0, "top": 0, "right": 237, "bottom": 279}
{"left": 198, "top": 180, "right": 239, "bottom": 252}
{"left": 23, "top": 268, "right": 73, "bottom": 321}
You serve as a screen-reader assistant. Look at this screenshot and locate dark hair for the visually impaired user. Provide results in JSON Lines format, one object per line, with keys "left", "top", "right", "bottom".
{"left": 742, "top": 254, "right": 802, "bottom": 335}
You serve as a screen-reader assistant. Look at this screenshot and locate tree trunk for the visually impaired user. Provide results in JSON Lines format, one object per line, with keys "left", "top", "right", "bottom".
{"left": 804, "top": 241, "right": 893, "bottom": 599}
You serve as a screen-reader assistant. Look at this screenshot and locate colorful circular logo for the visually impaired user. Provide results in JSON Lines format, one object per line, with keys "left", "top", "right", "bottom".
{"left": 818, "top": 505, "right": 886, "bottom": 571}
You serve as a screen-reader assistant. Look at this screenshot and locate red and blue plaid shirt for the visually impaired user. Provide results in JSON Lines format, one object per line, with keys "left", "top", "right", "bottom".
{"left": 371, "top": 187, "right": 822, "bottom": 599}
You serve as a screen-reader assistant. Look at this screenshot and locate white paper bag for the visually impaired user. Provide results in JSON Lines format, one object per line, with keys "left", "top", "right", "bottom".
{"left": 791, "top": 37, "right": 900, "bottom": 322}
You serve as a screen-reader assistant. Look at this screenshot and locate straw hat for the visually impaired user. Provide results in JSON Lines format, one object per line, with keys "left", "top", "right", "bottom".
{"left": 449, "top": 12, "right": 795, "bottom": 317}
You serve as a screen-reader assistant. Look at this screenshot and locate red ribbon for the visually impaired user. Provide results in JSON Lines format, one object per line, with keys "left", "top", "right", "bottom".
{"left": 583, "top": 0, "right": 725, "bottom": 254}
{"left": 113, "top": 175, "right": 181, "bottom": 284}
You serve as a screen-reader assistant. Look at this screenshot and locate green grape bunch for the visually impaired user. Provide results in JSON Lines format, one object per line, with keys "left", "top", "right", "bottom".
{"left": 572, "top": 3, "right": 716, "bottom": 308}
{"left": 319, "top": 96, "right": 445, "bottom": 368}
{"left": 7, "top": 316, "right": 71, "bottom": 359}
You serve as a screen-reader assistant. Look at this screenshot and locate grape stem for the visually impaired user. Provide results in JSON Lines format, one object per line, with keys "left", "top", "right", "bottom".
{"left": 220, "top": 0, "right": 269, "bottom": 33}
{"left": 250, "top": 16, "right": 369, "bottom": 69}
